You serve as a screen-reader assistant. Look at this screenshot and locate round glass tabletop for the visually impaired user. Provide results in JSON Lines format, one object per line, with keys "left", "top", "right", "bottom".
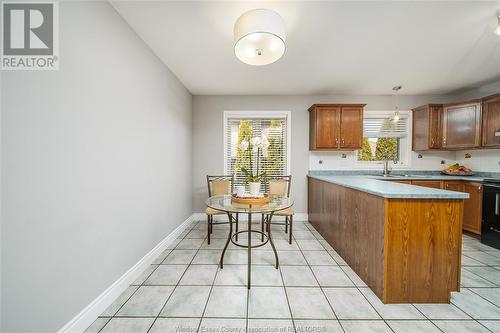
{"left": 206, "top": 195, "right": 294, "bottom": 214}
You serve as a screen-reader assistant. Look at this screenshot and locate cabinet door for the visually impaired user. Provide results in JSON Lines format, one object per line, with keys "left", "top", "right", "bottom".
{"left": 412, "top": 105, "right": 442, "bottom": 151}
{"left": 412, "top": 107, "right": 429, "bottom": 151}
{"left": 340, "top": 107, "right": 363, "bottom": 149}
{"left": 444, "top": 181, "right": 464, "bottom": 192}
{"left": 463, "top": 182, "right": 483, "bottom": 235}
{"left": 442, "top": 102, "right": 481, "bottom": 149}
{"left": 411, "top": 180, "right": 443, "bottom": 189}
{"left": 482, "top": 95, "right": 500, "bottom": 148}
{"left": 316, "top": 107, "right": 340, "bottom": 149}
{"left": 428, "top": 106, "right": 442, "bottom": 149}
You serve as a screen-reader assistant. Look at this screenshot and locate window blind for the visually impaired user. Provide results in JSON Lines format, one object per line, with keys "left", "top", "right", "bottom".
{"left": 226, "top": 117, "right": 288, "bottom": 187}
{"left": 363, "top": 116, "right": 408, "bottom": 138}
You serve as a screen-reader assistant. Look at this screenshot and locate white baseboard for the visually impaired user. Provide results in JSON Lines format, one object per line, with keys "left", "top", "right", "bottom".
{"left": 193, "top": 212, "right": 308, "bottom": 222}
{"left": 57, "top": 214, "right": 195, "bottom": 333}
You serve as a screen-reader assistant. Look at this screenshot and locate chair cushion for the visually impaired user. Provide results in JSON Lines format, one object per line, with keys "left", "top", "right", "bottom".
{"left": 269, "top": 180, "right": 288, "bottom": 196}
{"left": 273, "top": 207, "right": 294, "bottom": 216}
{"left": 206, "top": 207, "right": 226, "bottom": 215}
{"left": 211, "top": 180, "right": 230, "bottom": 196}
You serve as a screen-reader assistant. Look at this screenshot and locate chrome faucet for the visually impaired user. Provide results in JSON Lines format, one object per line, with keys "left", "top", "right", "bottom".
{"left": 382, "top": 160, "right": 391, "bottom": 177}
{"left": 382, "top": 159, "right": 397, "bottom": 177}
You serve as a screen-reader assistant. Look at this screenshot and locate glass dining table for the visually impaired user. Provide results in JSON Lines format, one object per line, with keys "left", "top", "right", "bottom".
{"left": 205, "top": 194, "right": 294, "bottom": 289}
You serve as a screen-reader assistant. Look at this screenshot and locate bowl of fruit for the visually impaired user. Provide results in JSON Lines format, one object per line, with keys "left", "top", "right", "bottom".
{"left": 441, "top": 163, "right": 474, "bottom": 176}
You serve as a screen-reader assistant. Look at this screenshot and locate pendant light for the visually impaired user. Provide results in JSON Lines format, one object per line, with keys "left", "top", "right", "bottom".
{"left": 234, "top": 9, "right": 286, "bottom": 66}
{"left": 495, "top": 15, "right": 500, "bottom": 36}
{"left": 392, "top": 86, "right": 402, "bottom": 122}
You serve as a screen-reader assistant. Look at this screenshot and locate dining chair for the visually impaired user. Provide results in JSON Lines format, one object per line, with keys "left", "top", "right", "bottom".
{"left": 206, "top": 175, "right": 239, "bottom": 244}
{"left": 262, "top": 175, "right": 294, "bottom": 244}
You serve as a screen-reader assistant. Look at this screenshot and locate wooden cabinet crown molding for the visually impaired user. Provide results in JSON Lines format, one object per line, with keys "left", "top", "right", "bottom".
{"left": 308, "top": 103, "right": 366, "bottom": 111}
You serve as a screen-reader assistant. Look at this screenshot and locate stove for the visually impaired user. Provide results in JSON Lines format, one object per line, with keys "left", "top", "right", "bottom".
{"left": 483, "top": 178, "right": 500, "bottom": 184}
{"left": 481, "top": 180, "right": 500, "bottom": 249}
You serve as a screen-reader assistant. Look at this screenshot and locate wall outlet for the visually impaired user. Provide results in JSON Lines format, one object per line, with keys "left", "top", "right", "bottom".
{"left": 441, "top": 160, "right": 446, "bottom": 165}
{"left": 318, "top": 160, "right": 323, "bottom": 164}
{"left": 465, "top": 153, "right": 471, "bottom": 159}
{"left": 418, "top": 154, "right": 423, "bottom": 159}
{"left": 341, "top": 154, "right": 347, "bottom": 159}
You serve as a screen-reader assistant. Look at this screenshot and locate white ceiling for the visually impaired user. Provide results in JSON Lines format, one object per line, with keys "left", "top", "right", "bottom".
{"left": 112, "top": 1, "right": 500, "bottom": 96}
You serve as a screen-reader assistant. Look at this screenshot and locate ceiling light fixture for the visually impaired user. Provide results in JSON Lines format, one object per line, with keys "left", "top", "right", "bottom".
{"left": 495, "top": 15, "right": 500, "bottom": 36}
{"left": 392, "top": 86, "right": 402, "bottom": 122}
{"left": 234, "top": 9, "right": 286, "bottom": 66}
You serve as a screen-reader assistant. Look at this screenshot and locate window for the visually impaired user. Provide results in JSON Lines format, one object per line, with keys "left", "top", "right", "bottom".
{"left": 357, "top": 111, "right": 410, "bottom": 167}
{"left": 224, "top": 111, "right": 290, "bottom": 187}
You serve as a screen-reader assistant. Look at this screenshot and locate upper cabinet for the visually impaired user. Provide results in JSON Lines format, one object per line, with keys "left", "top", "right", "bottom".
{"left": 411, "top": 104, "right": 442, "bottom": 151}
{"left": 309, "top": 104, "right": 365, "bottom": 150}
{"left": 482, "top": 93, "right": 500, "bottom": 148}
{"left": 442, "top": 101, "right": 482, "bottom": 149}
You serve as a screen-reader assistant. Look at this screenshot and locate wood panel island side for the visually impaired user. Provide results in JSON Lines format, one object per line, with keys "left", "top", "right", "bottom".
{"left": 307, "top": 175, "right": 469, "bottom": 304}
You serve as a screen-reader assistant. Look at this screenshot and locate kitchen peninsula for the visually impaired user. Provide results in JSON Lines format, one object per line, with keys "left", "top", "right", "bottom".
{"left": 308, "top": 174, "right": 469, "bottom": 304}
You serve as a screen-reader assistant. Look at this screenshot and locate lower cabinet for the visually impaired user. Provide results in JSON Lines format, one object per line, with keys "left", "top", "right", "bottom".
{"left": 411, "top": 180, "right": 443, "bottom": 189}
{"left": 462, "top": 182, "right": 483, "bottom": 235}
{"left": 444, "top": 181, "right": 464, "bottom": 192}
{"left": 392, "top": 180, "right": 483, "bottom": 235}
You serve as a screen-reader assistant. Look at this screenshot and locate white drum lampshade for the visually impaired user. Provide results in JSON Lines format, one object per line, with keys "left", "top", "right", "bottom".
{"left": 234, "top": 9, "right": 286, "bottom": 66}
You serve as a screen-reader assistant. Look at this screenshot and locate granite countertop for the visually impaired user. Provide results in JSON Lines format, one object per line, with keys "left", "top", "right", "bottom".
{"left": 308, "top": 175, "right": 470, "bottom": 199}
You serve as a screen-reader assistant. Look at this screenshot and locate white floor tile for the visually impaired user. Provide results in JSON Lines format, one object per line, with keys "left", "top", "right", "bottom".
{"left": 248, "top": 287, "right": 290, "bottom": 318}
{"left": 287, "top": 287, "right": 336, "bottom": 319}
{"left": 341, "top": 320, "right": 392, "bottom": 333}
{"left": 323, "top": 288, "right": 380, "bottom": 319}
{"left": 387, "top": 320, "right": 441, "bottom": 333}
{"left": 204, "top": 286, "right": 247, "bottom": 318}
{"left": 149, "top": 318, "right": 200, "bottom": 333}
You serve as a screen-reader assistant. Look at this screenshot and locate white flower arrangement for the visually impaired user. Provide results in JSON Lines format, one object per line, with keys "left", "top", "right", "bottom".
{"left": 239, "top": 134, "right": 271, "bottom": 183}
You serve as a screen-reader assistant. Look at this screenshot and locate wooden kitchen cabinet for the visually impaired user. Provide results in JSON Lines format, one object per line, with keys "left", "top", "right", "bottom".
{"left": 444, "top": 181, "right": 464, "bottom": 192}
{"left": 410, "top": 180, "right": 443, "bottom": 189}
{"left": 462, "top": 182, "right": 483, "bottom": 235}
{"left": 392, "top": 180, "right": 411, "bottom": 184}
{"left": 482, "top": 93, "right": 500, "bottom": 148}
{"left": 442, "top": 101, "right": 482, "bottom": 149}
{"left": 412, "top": 104, "right": 442, "bottom": 151}
{"left": 309, "top": 104, "right": 365, "bottom": 150}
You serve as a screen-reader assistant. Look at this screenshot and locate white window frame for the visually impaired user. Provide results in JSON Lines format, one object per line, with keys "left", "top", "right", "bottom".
{"left": 354, "top": 110, "right": 412, "bottom": 169}
{"left": 223, "top": 110, "right": 291, "bottom": 176}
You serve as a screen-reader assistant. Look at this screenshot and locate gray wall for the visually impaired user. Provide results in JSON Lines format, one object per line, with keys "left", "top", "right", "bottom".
{"left": 192, "top": 94, "right": 455, "bottom": 213}
{"left": 1, "top": 2, "right": 192, "bottom": 332}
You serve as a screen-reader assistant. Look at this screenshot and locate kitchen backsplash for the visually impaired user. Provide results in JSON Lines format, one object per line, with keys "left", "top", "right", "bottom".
{"left": 455, "top": 149, "right": 500, "bottom": 173}
{"left": 309, "top": 150, "right": 500, "bottom": 173}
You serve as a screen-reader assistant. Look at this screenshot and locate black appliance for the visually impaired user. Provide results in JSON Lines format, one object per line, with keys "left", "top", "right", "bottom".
{"left": 481, "top": 179, "right": 500, "bottom": 249}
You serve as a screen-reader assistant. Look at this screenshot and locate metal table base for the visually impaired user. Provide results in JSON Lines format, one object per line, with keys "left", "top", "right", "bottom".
{"left": 219, "top": 211, "right": 279, "bottom": 289}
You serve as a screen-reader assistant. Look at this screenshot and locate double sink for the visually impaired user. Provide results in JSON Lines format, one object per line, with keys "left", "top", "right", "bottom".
{"left": 379, "top": 174, "right": 430, "bottom": 179}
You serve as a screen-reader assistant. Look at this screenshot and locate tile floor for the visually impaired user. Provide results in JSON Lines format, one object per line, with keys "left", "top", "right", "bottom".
{"left": 85, "top": 219, "right": 500, "bottom": 333}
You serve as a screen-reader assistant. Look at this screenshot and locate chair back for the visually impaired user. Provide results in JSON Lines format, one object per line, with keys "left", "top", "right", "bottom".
{"left": 265, "top": 175, "right": 292, "bottom": 197}
{"left": 207, "top": 175, "right": 234, "bottom": 196}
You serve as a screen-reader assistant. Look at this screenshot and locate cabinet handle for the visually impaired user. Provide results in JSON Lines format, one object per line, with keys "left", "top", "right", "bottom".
{"left": 342, "top": 139, "right": 345, "bottom": 145}
{"left": 478, "top": 186, "right": 482, "bottom": 193}
{"left": 431, "top": 138, "right": 435, "bottom": 146}
{"left": 496, "top": 193, "right": 499, "bottom": 216}
{"left": 443, "top": 138, "right": 446, "bottom": 145}
{"left": 446, "top": 184, "right": 449, "bottom": 188}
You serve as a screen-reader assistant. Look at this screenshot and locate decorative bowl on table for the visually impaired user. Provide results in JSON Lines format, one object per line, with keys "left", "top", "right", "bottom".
{"left": 441, "top": 163, "right": 474, "bottom": 176}
{"left": 231, "top": 193, "right": 269, "bottom": 205}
